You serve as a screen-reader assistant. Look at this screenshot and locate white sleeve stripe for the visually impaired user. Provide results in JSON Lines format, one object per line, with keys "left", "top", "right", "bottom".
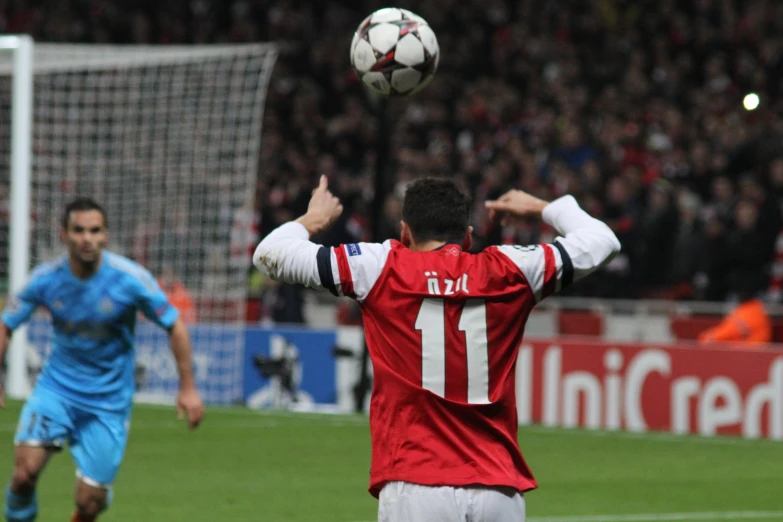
{"left": 334, "top": 241, "right": 393, "bottom": 302}
{"left": 544, "top": 243, "right": 565, "bottom": 299}
{"left": 497, "top": 244, "right": 564, "bottom": 303}
{"left": 333, "top": 245, "right": 357, "bottom": 298}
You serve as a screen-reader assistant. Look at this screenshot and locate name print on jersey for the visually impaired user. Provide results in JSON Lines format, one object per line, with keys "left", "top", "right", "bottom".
{"left": 425, "top": 272, "right": 469, "bottom": 296}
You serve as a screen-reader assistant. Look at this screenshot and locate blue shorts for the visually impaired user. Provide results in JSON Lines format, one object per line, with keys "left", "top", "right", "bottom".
{"left": 14, "top": 387, "right": 130, "bottom": 488}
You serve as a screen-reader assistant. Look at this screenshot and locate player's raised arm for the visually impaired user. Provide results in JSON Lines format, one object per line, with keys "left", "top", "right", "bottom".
{"left": 486, "top": 190, "right": 621, "bottom": 302}
{"left": 253, "top": 175, "right": 343, "bottom": 289}
{"left": 254, "top": 175, "right": 390, "bottom": 301}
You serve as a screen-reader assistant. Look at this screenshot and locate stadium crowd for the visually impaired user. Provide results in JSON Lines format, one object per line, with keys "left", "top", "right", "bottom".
{"left": 2, "top": 0, "right": 783, "bottom": 308}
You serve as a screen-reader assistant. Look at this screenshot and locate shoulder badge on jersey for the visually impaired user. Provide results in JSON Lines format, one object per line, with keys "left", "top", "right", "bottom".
{"left": 347, "top": 244, "right": 362, "bottom": 257}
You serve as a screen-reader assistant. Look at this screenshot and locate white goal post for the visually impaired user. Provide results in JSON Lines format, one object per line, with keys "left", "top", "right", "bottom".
{"left": 0, "top": 37, "right": 278, "bottom": 403}
{"left": 0, "top": 35, "right": 33, "bottom": 399}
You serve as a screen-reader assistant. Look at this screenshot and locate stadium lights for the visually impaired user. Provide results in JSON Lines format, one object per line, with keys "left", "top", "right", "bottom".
{"left": 743, "top": 93, "right": 760, "bottom": 111}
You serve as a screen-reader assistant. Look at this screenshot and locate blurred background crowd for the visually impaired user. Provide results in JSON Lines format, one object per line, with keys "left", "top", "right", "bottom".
{"left": 2, "top": 0, "right": 783, "bottom": 318}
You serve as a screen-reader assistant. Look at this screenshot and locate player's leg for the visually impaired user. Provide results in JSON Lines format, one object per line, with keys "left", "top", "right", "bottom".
{"left": 468, "top": 486, "right": 526, "bottom": 522}
{"left": 5, "top": 390, "right": 71, "bottom": 522}
{"left": 68, "top": 410, "right": 129, "bottom": 520}
{"left": 4, "top": 447, "right": 53, "bottom": 522}
{"left": 377, "top": 482, "right": 466, "bottom": 522}
{"left": 71, "top": 482, "right": 111, "bottom": 522}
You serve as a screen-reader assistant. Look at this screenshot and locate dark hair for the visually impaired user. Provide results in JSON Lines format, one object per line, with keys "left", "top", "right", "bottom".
{"left": 62, "top": 198, "right": 107, "bottom": 229}
{"left": 402, "top": 177, "right": 471, "bottom": 242}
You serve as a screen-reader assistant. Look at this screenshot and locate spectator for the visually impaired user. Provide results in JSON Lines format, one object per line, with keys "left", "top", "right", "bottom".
{"left": 635, "top": 180, "right": 678, "bottom": 295}
{"left": 726, "top": 199, "right": 771, "bottom": 287}
{"left": 695, "top": 209, "right": 731, "bottom": 301}
{"left": 670, "top": 190, "right": 704, "bottom": 299}
{"left": 698, "top": 272, "right": 772, "bottom": 346}
{"left": 158, "top": 265, "right": 198, "bottom": 324}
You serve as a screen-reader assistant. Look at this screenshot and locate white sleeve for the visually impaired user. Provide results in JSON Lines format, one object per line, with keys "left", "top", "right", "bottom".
{"left": 252, "top": 222, "right": 391, "bottom": 302}
{"left": 497, "top": 195, "right": 621, "bottom": 303}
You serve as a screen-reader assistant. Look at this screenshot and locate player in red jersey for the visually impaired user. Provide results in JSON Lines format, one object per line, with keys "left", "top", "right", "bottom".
{"left": 253, "top": 175, "right": 620, "bottom": 521}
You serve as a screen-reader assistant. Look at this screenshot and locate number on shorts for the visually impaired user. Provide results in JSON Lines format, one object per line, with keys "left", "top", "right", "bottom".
{"left": 27, "top": 413, "right": 52, "bottom": 438}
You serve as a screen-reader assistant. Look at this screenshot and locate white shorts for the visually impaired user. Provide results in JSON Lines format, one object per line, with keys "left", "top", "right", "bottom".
{"left": 378, "top": 481, "right": 526, "bottom": 522}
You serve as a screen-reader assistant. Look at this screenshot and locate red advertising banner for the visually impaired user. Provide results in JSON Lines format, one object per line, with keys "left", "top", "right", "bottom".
{"left": 515, "top": 340, "right": 783, "bottom": 440}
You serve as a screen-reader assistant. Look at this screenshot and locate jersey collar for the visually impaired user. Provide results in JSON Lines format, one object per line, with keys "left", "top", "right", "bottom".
{"left": 432, "top": 241, "right": 462, "bottom": 252}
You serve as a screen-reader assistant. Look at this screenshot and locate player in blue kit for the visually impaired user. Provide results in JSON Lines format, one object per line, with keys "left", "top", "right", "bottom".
{"left": 0, "top": 198, "right": 204, "bottom": 522}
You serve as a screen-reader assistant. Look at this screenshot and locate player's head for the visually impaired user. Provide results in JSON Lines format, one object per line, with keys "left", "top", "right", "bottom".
{"left": 61, "top": 198, "right": 108, "bottom": 265}
{"left": 400, "top": 177, "right": 472, "bottom": 250}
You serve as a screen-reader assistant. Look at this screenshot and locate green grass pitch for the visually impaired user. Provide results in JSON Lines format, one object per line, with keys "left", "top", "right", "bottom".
{"left": 1, "top": 401, "right": 782, "bottom": 521}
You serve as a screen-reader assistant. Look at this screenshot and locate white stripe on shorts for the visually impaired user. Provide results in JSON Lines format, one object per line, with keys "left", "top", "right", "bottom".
{"left": 14, "top": 439, "right": 65, "bottom": 450}
{"left": 76, "top": 470, "right": 112, "bottom": 490}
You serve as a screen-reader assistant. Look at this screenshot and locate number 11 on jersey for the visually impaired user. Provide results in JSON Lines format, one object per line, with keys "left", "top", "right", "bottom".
{"left": 415, "top": 298, "right": 490, "bottom": 404}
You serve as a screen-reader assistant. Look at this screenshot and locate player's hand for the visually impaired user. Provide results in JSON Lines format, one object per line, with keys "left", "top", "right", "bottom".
{"left": 485, "top": 190, "right": 549, "bottom": 225}
{"left": 297, "top": 175, "right": 344, "bottom": 236}
{"left": 176, "top": 387, "right": 204, "bottom": 430}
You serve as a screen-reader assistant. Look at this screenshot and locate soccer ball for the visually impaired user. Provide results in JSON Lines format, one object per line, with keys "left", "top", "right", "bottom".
{"left": 350, "top": 7, "right": 439, "bottom": 97}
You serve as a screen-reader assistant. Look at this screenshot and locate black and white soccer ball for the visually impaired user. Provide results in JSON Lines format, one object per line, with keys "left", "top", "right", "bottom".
{"left": 350, "top": 7, "right": 440, "bottom": 97}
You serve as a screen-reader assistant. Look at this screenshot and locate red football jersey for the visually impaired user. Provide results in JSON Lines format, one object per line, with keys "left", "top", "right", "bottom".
{"left": 253, "top": 195, "right": 621, "bottom": 499}
{"left": 326, "top": 240, "right": 572, "bottom": 497}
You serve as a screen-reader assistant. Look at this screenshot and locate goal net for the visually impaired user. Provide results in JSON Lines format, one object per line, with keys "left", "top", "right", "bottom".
{"left": 0, "top": 42, "right": 277, "bottom": 404}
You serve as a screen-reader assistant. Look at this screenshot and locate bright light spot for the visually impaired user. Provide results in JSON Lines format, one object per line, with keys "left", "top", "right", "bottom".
{"left": 743, "top": 93, "right": 760, "bottom": 111}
